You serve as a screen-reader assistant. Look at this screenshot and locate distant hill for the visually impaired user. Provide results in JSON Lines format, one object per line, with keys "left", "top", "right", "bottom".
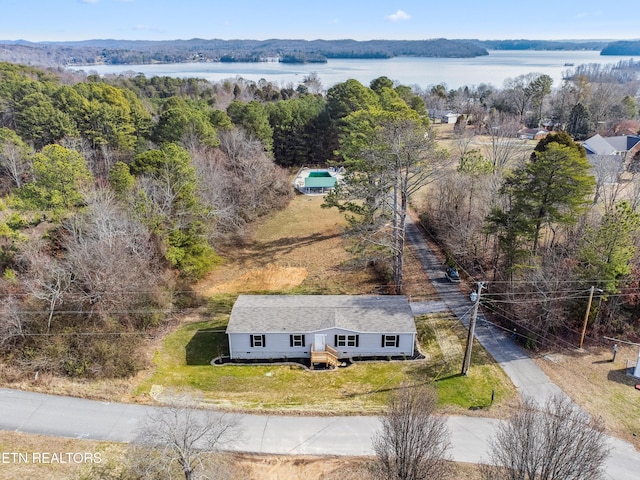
{"left": 471, "top": 39, "right": 607, "bottom": 51}
{"left": 601, "top": 41, "right": 640, "bottom": 55}
{"left": 0, "top": 38, "right": 489, "bottom": 67}
{"left": 0, "top": 38, "right": 633, "bottom": 69}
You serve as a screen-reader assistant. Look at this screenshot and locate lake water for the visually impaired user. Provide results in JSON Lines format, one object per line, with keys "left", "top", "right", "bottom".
{"left": 69, "top": 50, "right": 637, "bottom": 90}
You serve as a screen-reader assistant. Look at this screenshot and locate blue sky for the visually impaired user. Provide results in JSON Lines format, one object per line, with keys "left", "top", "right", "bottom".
{"left": 1, "top": 0, "right": 638, "bottom": 42}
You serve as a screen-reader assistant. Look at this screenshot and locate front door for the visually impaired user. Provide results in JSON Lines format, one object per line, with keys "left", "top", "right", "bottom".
{"left": 314, "top": 334, "right": 326, "bottom": 351}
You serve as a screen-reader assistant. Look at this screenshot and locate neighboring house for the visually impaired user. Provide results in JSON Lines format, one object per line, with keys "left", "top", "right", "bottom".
{"left": 518, "top": 128, "right": 549, "bottom": 140}
{"left": 226, "top": 295, "right": 417, "bottom": 366}
{"left": 582, "top": 134, "right": 640, "bottom": 159}
{"left": 582, "top": 134, "right": 640, "bottom": 183}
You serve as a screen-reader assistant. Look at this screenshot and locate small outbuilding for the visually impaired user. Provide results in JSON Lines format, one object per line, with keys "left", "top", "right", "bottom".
{"left": 293, "top": 167, "right": 345, "bottom": 195}
{"left": 226, "top": 295, "right": 417, "bottom": 367}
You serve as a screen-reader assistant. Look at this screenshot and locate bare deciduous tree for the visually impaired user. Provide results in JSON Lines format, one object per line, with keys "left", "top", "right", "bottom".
{"left": 484, "top": 113, "right": 528, "bottom": 174}
{"left": 0, "top": 296, "right": 28, "bottom": 348}
{"left": 0, "top": 139, "right": 31, "bottom": 189}
{"left": 371, "top": 384, "right": 451, "bottom": 480}
{"left": 63, "top": 188, "right": 163, "bottom": 324}
{"left": 482, "top": 394, "right": 609, "bottom": 480}
{"left": 192, "top": 128, "right": 292, "bottom": 235}
{"left": 591, "top": 154, "right": 627, "bottom": 212}
{"left": 21, "top": 250, "right": 71, "bottom": 334}
{"left": 303, "top": 71, "right": 324, "bottom": 95}
{"left": 135, "top": 395, "right": 241, "bottom": 480}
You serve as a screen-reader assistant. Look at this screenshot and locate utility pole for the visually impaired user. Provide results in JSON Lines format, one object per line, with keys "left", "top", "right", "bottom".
{"left": 579, "top": 286, "right": 602, "bottom": 349}
{"left": 462, "top": 282, "right": 485, "bottom": 376}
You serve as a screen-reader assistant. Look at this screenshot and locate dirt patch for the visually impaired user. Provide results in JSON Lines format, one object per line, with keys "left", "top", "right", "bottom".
{"left": 200, "top": 265, "right": 309, "bottom": 294}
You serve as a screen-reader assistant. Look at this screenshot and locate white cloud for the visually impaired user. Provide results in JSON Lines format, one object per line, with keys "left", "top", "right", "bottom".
{"left": 387, "top": 10, "right": 411, "bottom": 22}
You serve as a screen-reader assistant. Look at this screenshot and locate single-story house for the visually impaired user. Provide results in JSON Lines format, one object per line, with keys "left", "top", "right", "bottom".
{"left": 226, "top": 295, "right": 417, "bottom": 366}
{"left": 582, "top": 134, "right": 640, "bottom": 183}
{"left": 582, "top": 134, "right": 640, "bottom": 159}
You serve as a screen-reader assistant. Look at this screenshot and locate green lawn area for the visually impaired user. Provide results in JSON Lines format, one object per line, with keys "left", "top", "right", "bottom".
{"left": 134, "top": 296, "right": 516, "bottom": 415}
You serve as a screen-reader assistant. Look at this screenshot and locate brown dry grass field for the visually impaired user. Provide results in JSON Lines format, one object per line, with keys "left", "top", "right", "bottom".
{"left": 431, "top": 122, "right": 538, "bottom": 160}
{"left": 0, "top": 431, "right": 483, "bottom": 480}
{"left": 535, "top": 343, "right": 640, "bottom": 450}
{"left": 196, "top": 195, "right": 380, "bottom": 296}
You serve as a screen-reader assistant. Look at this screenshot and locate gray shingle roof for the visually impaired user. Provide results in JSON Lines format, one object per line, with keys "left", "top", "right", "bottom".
{"left": 583, "top": 134, "right": 617, "bottom": 155}
{"left": 226, "top": 295, "right": 416, "bottom": 334}
{"left": 583, "top": 134, "right": 640, "bottom": 155}
{"left": 606, "top": 135, "right": 640, "bottom": 152}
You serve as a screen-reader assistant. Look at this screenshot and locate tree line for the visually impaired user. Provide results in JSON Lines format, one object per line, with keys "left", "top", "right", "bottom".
{"left": 0, "top": 38, "right": 490, "bottom": 68}
{"left": 421, "top": 67, "right": 640, "bottom": 347}
{"left": 0, "top": 62, "right": 294, "bottom": 378}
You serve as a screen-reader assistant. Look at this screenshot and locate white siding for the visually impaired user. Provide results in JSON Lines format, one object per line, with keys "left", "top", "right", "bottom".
{"left": 229, "top": 333, "right": 311, "bottom": 360}
{"left": 328, "top": 330, "right": 414, "bottom": 358}
{"left": 229, "top": 329, "right": 414, "bottom": 360}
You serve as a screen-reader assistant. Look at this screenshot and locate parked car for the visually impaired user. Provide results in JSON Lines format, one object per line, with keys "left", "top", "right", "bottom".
{"left": 445, "top": 267, "right": 461, "bottom": 283}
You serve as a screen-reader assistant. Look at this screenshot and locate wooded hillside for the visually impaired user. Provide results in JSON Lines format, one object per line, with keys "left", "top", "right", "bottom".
{"left": 0, "top": 38, "right": 489, "bottom": 67}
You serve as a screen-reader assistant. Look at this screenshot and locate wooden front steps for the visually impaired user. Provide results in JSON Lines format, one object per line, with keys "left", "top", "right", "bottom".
{"left": 310, "top": 344, "right": 340, "bottom": 369}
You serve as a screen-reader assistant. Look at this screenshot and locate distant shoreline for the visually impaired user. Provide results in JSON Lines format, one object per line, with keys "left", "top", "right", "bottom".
{"left": 4, "top": 37, "right": 630, "bottom": 70}
{"left": 66, "top": 51, "right": 633, "bottom": 91}
{"left": 3, "top": 38, "right": 637, "bottom": 70}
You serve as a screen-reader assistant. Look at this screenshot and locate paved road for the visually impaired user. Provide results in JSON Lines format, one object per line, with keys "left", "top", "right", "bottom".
{"left": 0, "top": 387, "right": 493, "bottom": 458}
{"left": 406, "top": 216, "right": 565, "bottom": 406}
{"left": 1, "top": 388, "right": 638, "bottom": 478}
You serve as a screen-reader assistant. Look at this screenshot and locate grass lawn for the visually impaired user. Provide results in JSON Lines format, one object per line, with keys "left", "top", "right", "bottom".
{"left": 133, "top": 195, "right": 514, "bottom": 414}
{"left": 134, "top": 297, "right": 515, "bottom": 415}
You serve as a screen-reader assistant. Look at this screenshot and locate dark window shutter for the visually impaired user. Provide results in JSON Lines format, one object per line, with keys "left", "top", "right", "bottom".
{"left": 302, "top": 336, "right": 306, "bottom": 347}
{"left": 262, "top": 335, "right": 266, "bottom": 347}
{"left": 355, "top": 335, "right": 359, "bottom": 347}
{"left": 334, "top": 335, "right": 338, "bottom": 346}
{"left": 396, "top": 335, "right": 400, "bottom": 347}
{"left": 250, "top": 335, "right": 254, "bottom": 347}
{"left": 290, "top": 335, "right": 293, "bottom": 347}
{"left": 381, "top": 335, "right": 385, "bottom": 347}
